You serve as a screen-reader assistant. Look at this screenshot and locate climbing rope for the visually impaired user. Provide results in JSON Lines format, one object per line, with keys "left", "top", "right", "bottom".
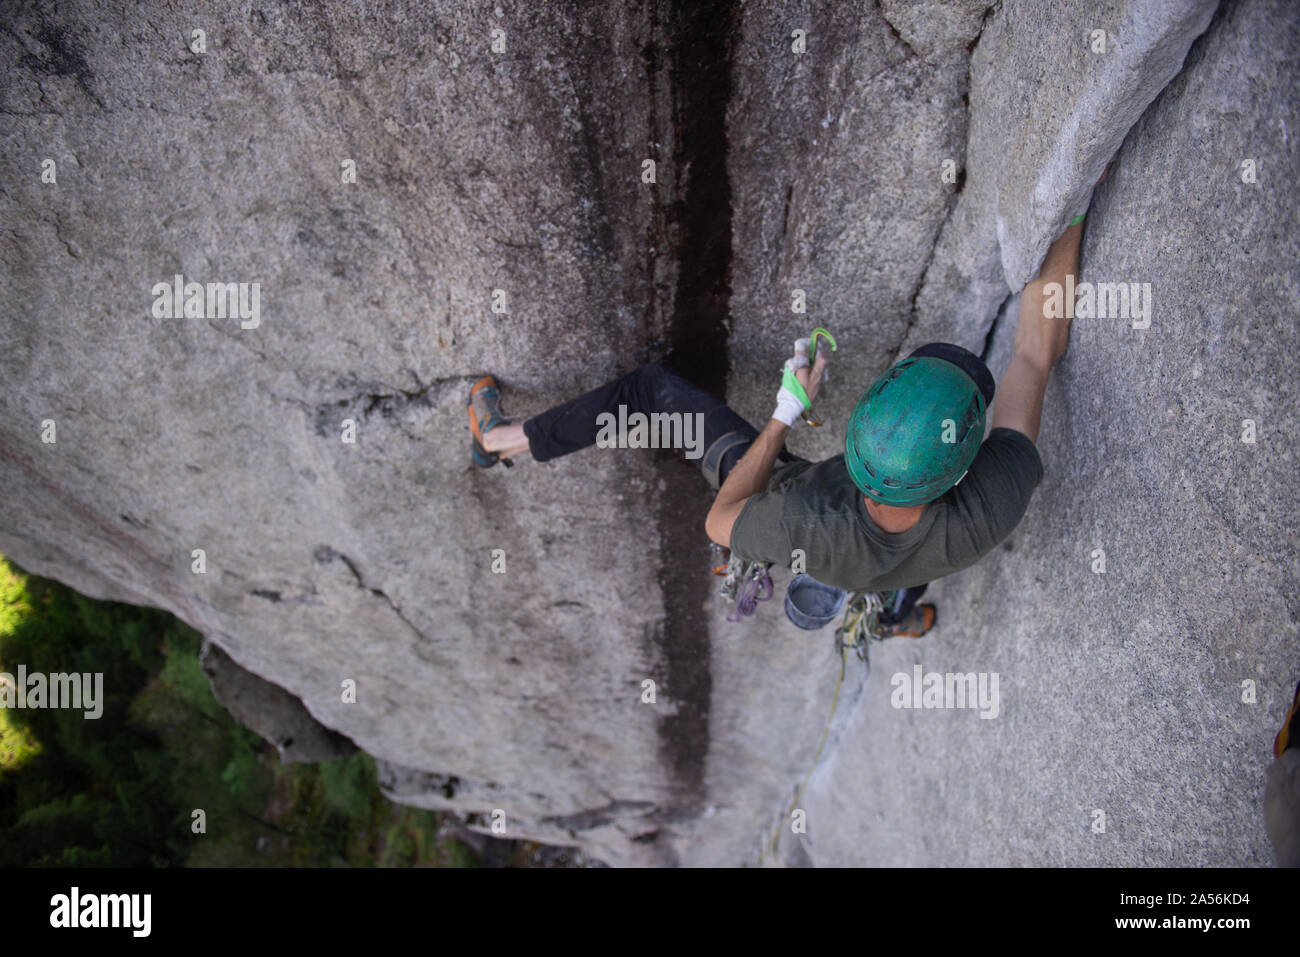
{"left": 706, "top": 550, "right": 912, "bottom": 862}
{"left": 759, "top": 589, "right": 899, "bottom": 864}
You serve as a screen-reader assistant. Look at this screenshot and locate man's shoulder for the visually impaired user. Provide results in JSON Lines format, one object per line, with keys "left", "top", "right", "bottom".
{"left": 770, "top": 453, "right": 846, "bottom": 486}
{"left": 762, "top": 456, "right": 862, "bottom": 511}
{"left": 979, "top": 427, "right": 1044, "bottom": 480}
{"left": 985, "top": 426, "right": 1039, "bottom": 451}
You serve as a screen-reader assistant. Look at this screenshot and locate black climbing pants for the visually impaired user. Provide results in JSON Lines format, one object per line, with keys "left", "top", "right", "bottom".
{"left": 878, "top": 582, "right": 929, "bottom": 626}
{"left": 522, "top": 361, "right": 805, "bottom": 485}
{"left": 520, "top": 360, "right": 927, "bottom": 622}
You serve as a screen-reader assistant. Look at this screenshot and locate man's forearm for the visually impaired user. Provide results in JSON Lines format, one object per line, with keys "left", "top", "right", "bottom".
{"left": 716, "top": 418, "right": 789, "bottom": 507}
{"left": 1015, "top": 221, "right": 1082, "bottom": 368}
{"left": 706, "top": 346, "right": 827, "bottom": 548}
{"left": 992, "top": 221, "right": 1082, "bottom": 442}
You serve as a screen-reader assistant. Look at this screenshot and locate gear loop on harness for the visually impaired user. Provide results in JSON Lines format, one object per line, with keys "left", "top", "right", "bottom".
{"left": 832, "top": 589, "right": 896, "bottom": 665}
{"left": 712, "top": 546, "right": 774, "bottom": 622}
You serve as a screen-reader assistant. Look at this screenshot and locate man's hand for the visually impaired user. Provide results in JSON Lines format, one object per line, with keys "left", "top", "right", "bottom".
{"left": 993, "top": 220, "right": 1083, "bottom": 442}
{"left": 798, "top": 351, "right": 830, "bottom": 407}
{"left": 773, "top": 338, "right": 831, "bottom": 426}
{"left": 705, "top": 341, "right": 830, "bottom": 548}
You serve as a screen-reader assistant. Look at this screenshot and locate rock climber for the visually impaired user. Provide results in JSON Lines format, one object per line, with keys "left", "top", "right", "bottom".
{"left": 468, "top": 186, "right": 1099, "bottom": 638}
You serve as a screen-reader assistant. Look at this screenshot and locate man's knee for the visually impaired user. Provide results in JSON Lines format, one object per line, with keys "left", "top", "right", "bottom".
{"left": 701, "top": 430, "right": 753, "bottom": 491}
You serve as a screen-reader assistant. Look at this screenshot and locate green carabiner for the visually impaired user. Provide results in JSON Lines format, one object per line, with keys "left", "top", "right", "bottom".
{"left": 808, "top": 327, "right": 837, "bottom": 363}
{"left": 800, "top": 327, "right": 838, "bottom": 426}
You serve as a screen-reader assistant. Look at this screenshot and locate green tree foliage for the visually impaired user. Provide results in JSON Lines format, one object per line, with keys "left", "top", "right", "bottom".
{"left": 0, "top": 556, "right": 483, "bottom": 867}
{"left": 0, "top": 561, "right": 183, "bottom": 866}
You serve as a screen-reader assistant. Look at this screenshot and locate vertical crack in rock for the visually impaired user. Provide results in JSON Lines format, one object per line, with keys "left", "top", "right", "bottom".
{"left": 661, "top": 1, "right": 736, "bottom": 393}
{"left": 893, "top": 162, "right": 967, "bottom": 361}
{"left": 894, "top": 3, "right": 992, "bottom": 360}
{"left": 649, "top": 0, "right": 739, "bottom": 814}
{"left": 979, "top": 288, "right": 1014, "bottom": 364}
{"left": 967, "top": 1, "right": 1011, "bottom": 354}
{"left": 641, "top": 9, "right": 670, "bottom": 360}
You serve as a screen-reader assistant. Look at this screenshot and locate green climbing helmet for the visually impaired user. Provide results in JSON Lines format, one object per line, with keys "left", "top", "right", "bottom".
{"left": 844, "top": 342, "right": 996, "bottom": 507}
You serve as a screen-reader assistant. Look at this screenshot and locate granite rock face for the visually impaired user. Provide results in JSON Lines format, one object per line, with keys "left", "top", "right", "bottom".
{"left": 201, "top": 641, "right": 357, "bottom": 764}
{"left": 791, "top": 0, "right": 1299, "bottom": 867}
{"left": 0, "top": 0, "right": 1294, "bottom": 865}
{"left": 904, "top": 0, "right": 1220, "bottom": 356}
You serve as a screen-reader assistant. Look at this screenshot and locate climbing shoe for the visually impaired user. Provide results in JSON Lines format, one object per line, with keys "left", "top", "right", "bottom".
{"left": 1276, "top": 680, "right": 1300, "bottom": 759}
{"left": 877, "top": 603, "right": 937, "bottom": 639}
{"left": 468, "top": 375, "right": 513, "bottom": 469}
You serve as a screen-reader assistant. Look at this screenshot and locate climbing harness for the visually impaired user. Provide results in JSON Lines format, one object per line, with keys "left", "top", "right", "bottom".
{"left": 831, "top": 589, "right": 900, "bottom": 679}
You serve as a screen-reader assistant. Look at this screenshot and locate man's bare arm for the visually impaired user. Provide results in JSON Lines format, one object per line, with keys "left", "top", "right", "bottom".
{"left": 705, "top": 418, "right": 789, "bottom": 547}
{"left": 991, "top": 220, "right": 1082, "bottom": 443}
{"left": 706, "top": 351, "right": 830, "bottom": 547}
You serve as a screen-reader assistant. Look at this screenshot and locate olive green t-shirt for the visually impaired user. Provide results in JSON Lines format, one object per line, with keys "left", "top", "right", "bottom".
{"left": 729, "top": 427, "right": 1043, "bottom": 591}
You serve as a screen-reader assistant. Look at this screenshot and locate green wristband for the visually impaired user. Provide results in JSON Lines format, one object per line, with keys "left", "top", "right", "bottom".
{"left": 1069, "top": 213, "right": 1086, "bottom": 226}
{"left": 781, "top": 367, "right": 811, "bottom": 410}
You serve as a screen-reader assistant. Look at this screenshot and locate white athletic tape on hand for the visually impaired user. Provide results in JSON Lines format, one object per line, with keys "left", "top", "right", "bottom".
{"left": 773, "top": 388, "right": 805, "bottom": 426}
{"left": 790, "top": 337, "right": 811, "bottom": 369}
